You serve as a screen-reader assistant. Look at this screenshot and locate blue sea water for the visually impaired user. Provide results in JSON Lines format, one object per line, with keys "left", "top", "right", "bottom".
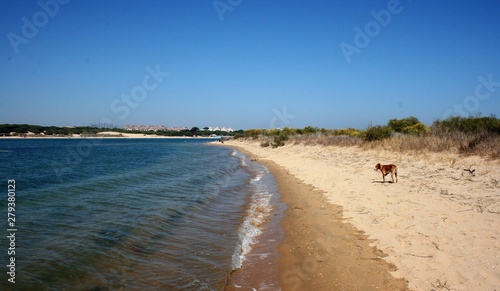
{"left": 0, "top": 138, "right": 282, "bottom": 290}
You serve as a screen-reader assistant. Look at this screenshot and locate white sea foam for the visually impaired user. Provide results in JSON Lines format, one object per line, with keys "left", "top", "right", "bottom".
{"left": 251, "top": 172, "right": 264, "bottom": 183}
{"left": 231, "top": 158, "right": 274, "bottom": 270}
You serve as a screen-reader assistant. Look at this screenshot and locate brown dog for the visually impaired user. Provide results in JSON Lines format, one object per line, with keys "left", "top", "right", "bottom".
{"left": 375, "top": 163, "right": 398, "bottom": 183}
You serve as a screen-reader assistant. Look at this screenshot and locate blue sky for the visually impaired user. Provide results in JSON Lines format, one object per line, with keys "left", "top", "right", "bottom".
{"left": 1, "top": 0, "right": 500, "bottom": 130}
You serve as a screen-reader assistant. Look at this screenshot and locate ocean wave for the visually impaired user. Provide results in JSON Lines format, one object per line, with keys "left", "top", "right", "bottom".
{"left": 251, "top": 172, "right": 264, "bottom": 183}
{"left": 231, "top": 164, "right": 274, "bottom": 270}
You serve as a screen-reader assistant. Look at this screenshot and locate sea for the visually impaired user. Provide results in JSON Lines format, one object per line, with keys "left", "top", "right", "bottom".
{"left": 0, "top": 138, "right": 285, "bottom": 290}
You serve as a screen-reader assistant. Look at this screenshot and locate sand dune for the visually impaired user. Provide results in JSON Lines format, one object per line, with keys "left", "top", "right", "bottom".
{"left": 226, "top": 140, "right": 500, "bottom": 291}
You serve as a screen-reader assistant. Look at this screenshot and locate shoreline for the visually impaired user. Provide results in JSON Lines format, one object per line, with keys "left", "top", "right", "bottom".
{"left": 223, "top": 140, "right": 500, "bottom": 290}
{"left": 223, "top": 142, "right": 409, "bottom": 290}
{"left": 223, "top": 146, "right": 286, "bottom": 290}
{"left": 0, "top": 131, "right": 220, "bottom": 139}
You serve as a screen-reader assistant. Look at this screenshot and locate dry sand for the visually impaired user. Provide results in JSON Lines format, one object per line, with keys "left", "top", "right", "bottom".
{"left": 226, "top": 140, "right": 500, "bottom": 291}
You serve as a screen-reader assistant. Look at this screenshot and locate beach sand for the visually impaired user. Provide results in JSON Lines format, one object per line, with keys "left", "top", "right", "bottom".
{"left": 224, "top": 140, "right": 500, "bottom": 291}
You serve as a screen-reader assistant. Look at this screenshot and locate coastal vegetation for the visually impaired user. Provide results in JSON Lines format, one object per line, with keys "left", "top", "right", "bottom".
{"left": 3, "top": 116, "right": 499, "bottom": 159}
{"left": 0, "top": 124, "right": 243, "bottom": 138}
{"left": 240, "top": 115, "right": 500, "bottom": 159}
{"left": 0, "top": 124, "right": 102, "bottom": 136}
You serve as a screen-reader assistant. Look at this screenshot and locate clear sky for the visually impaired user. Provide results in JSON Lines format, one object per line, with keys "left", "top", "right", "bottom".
{"left": 1, "top": 0, "right": 500, "bottom": 130}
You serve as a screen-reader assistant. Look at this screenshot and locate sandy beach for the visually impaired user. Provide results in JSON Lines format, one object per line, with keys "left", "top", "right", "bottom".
{"left": 224, "top": 139, "right": 500, "bottom": 291}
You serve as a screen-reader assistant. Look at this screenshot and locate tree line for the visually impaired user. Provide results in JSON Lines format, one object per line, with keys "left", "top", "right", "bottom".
{"left": 0, "top": 124, "right": 243, "bottom": 137}
{"left": 0, "top": 124, "right": 103, "bottom": 136}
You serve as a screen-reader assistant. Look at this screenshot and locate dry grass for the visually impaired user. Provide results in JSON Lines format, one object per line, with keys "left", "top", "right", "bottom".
{"left": 289, "top": 133, "right": 362, "bottom": 147}
{"left": 360, "top": 135, "right": 458, "bottom": 153}
{"left": 243, "top": 132, "right": 500, "bottom": 160}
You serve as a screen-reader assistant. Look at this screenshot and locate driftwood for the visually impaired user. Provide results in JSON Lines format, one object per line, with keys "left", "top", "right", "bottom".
{"left": 462, "top": 165, "right": 476, "bottom": 176}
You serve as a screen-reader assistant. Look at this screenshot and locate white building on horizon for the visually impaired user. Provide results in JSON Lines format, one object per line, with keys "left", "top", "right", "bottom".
{"left": 123, "top": 125, "right": 188, "bottom": 132}
{"left": 206, "top": 126, "right": 235, "bottom": 132}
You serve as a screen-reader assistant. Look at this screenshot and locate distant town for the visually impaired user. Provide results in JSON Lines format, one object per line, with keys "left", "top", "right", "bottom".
{"left": 0, "top": 124, "right": 242, "bottom": 137}
{"left": 123, "top": 125, "right": 236, "bottom": 132}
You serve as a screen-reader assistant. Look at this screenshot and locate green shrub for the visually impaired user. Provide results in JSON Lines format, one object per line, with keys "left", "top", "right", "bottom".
{"left": 282, "top": 127, "right": 297, "bottom": 136}
{"left": 271, "top": 131, "right": 288, "bottom": 148}
{"left": 244, "top": 129, "right": 263, "bottom": 139}
{"left": 303, "top": 126, "right": 316, "bottom": 134}
{"left": 361, "top": 125, "right": 392, "bottom": 141}
{"left": 402, "top": 122, "right": 429, "bottom": 135}
{"left": 264, "top": 128, "right": 281, "bottom": 136}
{"left": 333, "top": 128, "right": 362, "bottom": 137}
{"left": 388, "top": 116, "right": 420, "bottom": 133}
{"left": 432, "top": 115, "right": 500, "bottom": 134}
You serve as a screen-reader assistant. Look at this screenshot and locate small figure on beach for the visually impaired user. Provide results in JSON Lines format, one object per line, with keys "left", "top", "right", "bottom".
{"left": 374, "top": 163, "right": 398, "bottom": 183}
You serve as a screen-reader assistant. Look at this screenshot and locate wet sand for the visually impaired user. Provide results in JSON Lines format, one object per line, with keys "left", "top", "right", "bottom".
{"left": 226, "top": 195, "right": 285, "bottom": 290}
{"left": 225, "top": 144, "right": 409, "bottom": 291}
{"left": 224, "top": 140, "right": 500, "bottom": 291}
